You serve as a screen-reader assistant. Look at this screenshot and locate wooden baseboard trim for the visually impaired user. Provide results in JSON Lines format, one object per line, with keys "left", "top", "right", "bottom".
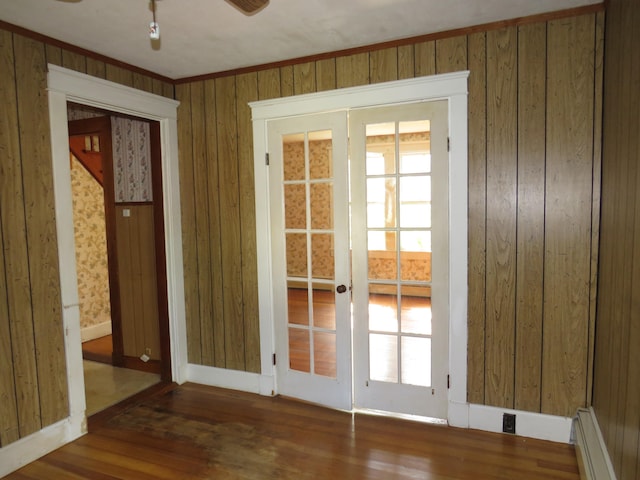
{"left": 573, "top": 408, "right": 617, "bottom": 480}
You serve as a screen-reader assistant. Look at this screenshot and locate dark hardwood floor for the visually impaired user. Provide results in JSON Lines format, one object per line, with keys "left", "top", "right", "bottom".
{"left": 7, "top": 383, "right": 580, "bottom": 479}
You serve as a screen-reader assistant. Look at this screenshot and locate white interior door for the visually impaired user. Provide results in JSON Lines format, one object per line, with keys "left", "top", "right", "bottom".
{"left": 349, "top": 101, "right": 449, "bottom": 418}
{"left": 268, "top": 112, "right": 352, "bottom": 410}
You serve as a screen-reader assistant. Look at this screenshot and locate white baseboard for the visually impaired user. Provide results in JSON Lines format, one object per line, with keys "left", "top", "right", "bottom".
{"left": 449, "top": 402, "right": 573, "bottom": 444}
{"left": 186, "top": 364, "right": 275, "bottom": 397}
{"left": 0, "top": 413, "right": 86, "bottom": 478}
{"left": 80, "top": 321, "right": 111, "bottom": 342}
{"left": 573, "top": 408, "right": 617, "bottom": 480}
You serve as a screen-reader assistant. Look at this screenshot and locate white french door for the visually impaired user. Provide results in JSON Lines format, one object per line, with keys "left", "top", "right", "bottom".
{"left": 268, "top": 101, "right": 449, "bottom": 419}
{"left": 268, "top": 111, "right": 352, "bottom": 410}
{"left": 350, "top": 101, "right": 449, "bottom": 418}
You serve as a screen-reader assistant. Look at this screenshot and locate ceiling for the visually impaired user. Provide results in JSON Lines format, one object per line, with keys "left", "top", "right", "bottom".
{"left": 0, "top": 0, "right": 600, "bottom": 80}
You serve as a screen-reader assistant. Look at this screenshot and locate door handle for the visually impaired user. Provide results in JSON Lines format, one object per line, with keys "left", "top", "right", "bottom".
{"left": 336, "top": 284, "right": 347, "bottom": 294}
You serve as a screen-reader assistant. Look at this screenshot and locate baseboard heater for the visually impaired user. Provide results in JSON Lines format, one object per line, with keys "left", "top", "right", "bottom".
{"left": 573, "top": 408, "right": 616, "bottom": 480}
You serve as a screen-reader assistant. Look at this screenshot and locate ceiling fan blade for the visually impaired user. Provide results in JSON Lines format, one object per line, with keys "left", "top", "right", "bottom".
{"left": 227, "top": 0, "right": 269, "bottom": 14}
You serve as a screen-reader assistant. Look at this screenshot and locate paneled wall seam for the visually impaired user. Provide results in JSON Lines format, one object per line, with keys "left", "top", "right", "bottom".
{"left": 0, "top": 32, "right": 21, "bottom": 441}
{"left": 513, "top": 26, "right": 520, "bottom": 411}
{"left": 481, "top": 30, "right": 489, "bottom": 407}
{"left": 12, "top": 33, "right": 44, "bottom": 434}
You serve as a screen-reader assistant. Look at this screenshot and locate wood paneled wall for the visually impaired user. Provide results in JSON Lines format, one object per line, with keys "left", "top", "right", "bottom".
{"left": 0, "top": 26, "right": 173, "bottom": 448}
{"left": 176, "top": 12, "right": 604, "bottom": 417}
{"left": 592, "top": 0, "right": 640, "bottom": 478}
{"left": 115, "top": 205, "right": 161, "bottom": 361}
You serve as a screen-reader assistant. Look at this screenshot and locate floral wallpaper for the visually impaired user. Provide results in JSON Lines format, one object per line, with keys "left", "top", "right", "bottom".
{"left": 111, "top": 116, "right": 153, "bottom": 203}
{"left": 284, "top": 139, "right": 335, "bottom": 280}
{"left": 71, "top": 155, "right": 111, "bottom": 330}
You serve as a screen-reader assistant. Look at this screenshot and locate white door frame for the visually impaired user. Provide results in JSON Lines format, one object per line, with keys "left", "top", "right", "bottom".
{"left": 47, "top": 65, "right": 189, "bottom": 423}
{"left": 250, "top": 72, "right": 469, "bottom": 425}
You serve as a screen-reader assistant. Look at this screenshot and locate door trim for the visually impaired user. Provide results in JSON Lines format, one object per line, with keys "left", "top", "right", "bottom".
{"left": 250, "top": 72, "right": 469, "bottom": 422}
{"left": 47, "top": 65, "right": 187, "bottom": 426}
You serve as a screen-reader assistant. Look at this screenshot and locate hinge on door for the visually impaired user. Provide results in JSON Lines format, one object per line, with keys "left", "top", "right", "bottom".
{"left": 272, "top": 353, "right": 276, "bottom": 365}
{"left": 447, "top": 137, "right": 450, "bottom": 152}
{"left": 447, "top": 374, "right": 450, "bottom": 389}
{"left": 265, "top": 153, "right": 270, "bottom": 166}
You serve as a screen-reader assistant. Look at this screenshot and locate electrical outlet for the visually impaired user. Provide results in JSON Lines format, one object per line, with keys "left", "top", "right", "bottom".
{"left": 145, "top": 347, "right": 152, "bottom": 356}
{"left": 502, "top": 413, "right": 516, "bottom": 434}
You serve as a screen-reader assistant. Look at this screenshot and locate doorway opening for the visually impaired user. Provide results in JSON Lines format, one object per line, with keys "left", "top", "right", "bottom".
{"left": 48, "top": 65, "right": 185, "bottom": 435}
{"left": 66, "top": 103, "right": 171, "bottom": 416}
{"left": 251, "top": 73, "right": 469, "bottom": 424}
{"left": 267, "top": 101, "right": 449, "bottom": 418}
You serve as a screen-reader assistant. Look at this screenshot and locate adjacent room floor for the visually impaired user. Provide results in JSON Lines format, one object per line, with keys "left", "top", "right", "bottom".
{"left": 82, "top": 335, "right": 160, "bottom": 416}
{"left": 83, "top": 360, "right": 160, "bottom": 416}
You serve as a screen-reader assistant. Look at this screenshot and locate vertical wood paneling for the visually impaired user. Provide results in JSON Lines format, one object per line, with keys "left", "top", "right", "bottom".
{"left": 162, "top": 81, "right": 174, "bottom": 99}
{"left": 190, "top": 81, "right": 214, "bottom": 366}
{"left": 0, "top": 30, "right": 20, "bottom": 446}
{"left": 280, "top": 65, "right": 294, "bottom": 97}
{"left": 315, "top": 58, "right": 336, "bottom": 92}
{"left": 44, "top": 45, "right": 62, "bottom": 66}
{"left": 116, "top": 208, "right": 135, "bottom": 357}
{"left": 397, "top": 45, "right": 415, "bottom": 79}
{"left": 0, "top": 214, "right": 19, "bottom": 447}
{"left": 466, "top": 31, "right": 487, "bottom": 405}
{"left": 61, "top": 49, "right": 86, "bottom": 73}
{"left": 105, "top": 64, "right": 134, "bottom": 87}
{"left": 599, "top": 1, "right": 637, "bottom": 473}
{"left": 618, "top": 6, "right": 640, "bottom": 475}
{"left": 138, "top": 205, "right": 161, "bottom": 360}
{"left": 257, "top": 68, "right": 281, "bottom": 100}
{"left": 0, "top": 31, "right": 41, "bottom": 440}
{"left": 133, "top": 72, "right": 154, "bottom": 94}
{"left": 175, "top": 83, "right": 200, "bottom": 363}
{"left": 13, "top": 34, "right": 68, "bottom": 428}
{"left": 484, "top": 26, "right": 517, "bottom": 409}
{"left": 594, "top": 0, "right": 625, "bottom": 447}
{"left": 435, "top": 36, "right": 468, "bottom": 73}
{"left": 414, "top": 40, "right": 436, "bottom": 77}
{"left": 215, "top": 75, "right": 245, "bottom": 371}
{"left": 587, "top": 11, "right": 605, "bottom": 408}
{"left": 86, "top": 58, "right": 106, "bottom": 79}
{"left": 336, "top": 52, "right": 369, "bottom": 88}
{"left": 293, "top": 62, "right": 316, "bottom": 95}
{"left": 514, "top": 22, "right": 546, "bottom": 413}
{"left": 236, "top": 72, "right": 261, "bottom": 373}
{"left": 204, "top": 79, "right": 226, "bottom": 368}
{"left": 593, "top": 0, "right": 640, "bottom": 476}
{"left": 316, "top": 58, "right": 336, "bottom": 92}
{"left": 369, "top": 47, "right": 398, "bottom": 83}
{"left": 14, "top": 35, "right": 68, "bottom": 425}
{"left": 542, "top": 15, "right": 594, "bottom": 417}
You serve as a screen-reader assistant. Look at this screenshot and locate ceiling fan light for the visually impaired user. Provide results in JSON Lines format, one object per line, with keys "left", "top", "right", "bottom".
{"left": 149, "top": 21, "right": 160, "bottom": 39}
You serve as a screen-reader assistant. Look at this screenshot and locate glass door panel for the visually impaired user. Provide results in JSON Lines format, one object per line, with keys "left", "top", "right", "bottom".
{"left": 351, "top": 100, "right": 449, "bottom": 418}
{"left": 269, "top": 112, "right": 351, "bottom": 411}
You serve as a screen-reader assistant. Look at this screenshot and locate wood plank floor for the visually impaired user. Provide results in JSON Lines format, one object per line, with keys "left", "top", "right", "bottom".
{"left": 7, "top": 383, "right": 580, "bottom": 479}
{"left": 82, "top": 334, "right": 113, "bottom": 364}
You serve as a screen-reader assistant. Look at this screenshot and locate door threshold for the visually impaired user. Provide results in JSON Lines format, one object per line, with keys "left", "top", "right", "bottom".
{"left": 353, "top": 407, "right": 448, "bottom": 426}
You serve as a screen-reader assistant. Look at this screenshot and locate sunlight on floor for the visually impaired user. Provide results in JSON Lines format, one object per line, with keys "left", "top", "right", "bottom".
{"left": 83, "top": 360, "right": 160, "bottom": 416}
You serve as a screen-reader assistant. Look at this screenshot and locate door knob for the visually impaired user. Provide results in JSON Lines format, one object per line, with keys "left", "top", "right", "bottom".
{"left": 336, "top": 284, "right": 347, "bottom": 294}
